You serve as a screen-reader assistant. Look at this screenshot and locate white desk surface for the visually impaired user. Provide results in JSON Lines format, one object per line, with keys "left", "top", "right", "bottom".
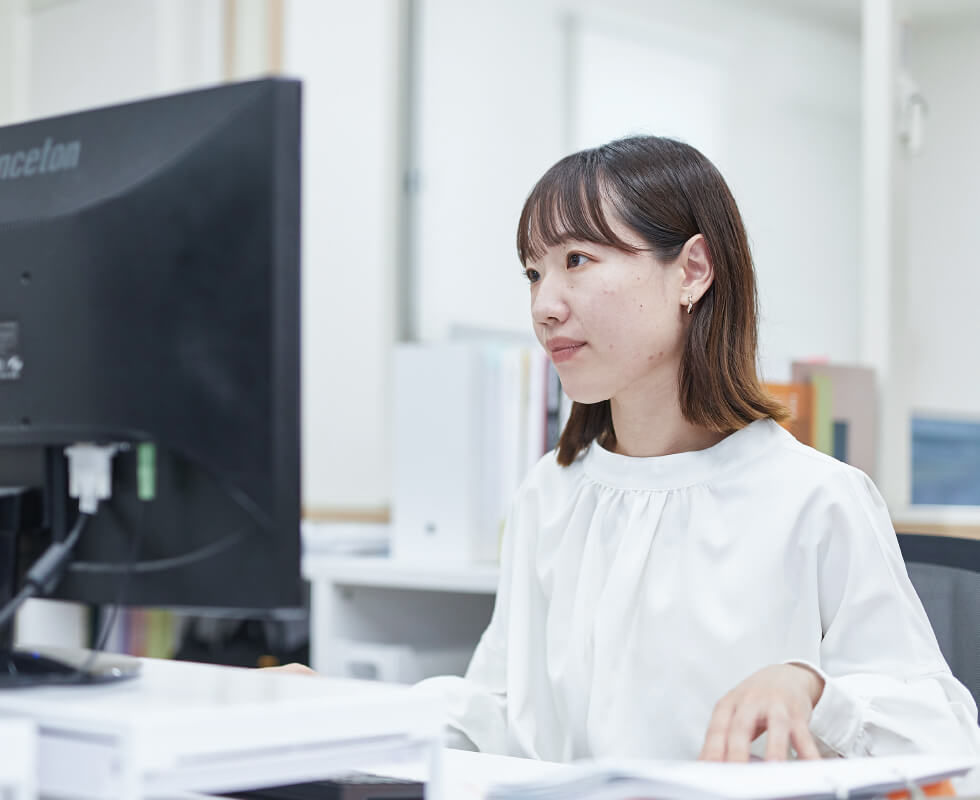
{"left": 372, "top": 747, "right": 569, "bottom": 798}
{"left": 0, "top": 657, "right": 445, "bottom": 800}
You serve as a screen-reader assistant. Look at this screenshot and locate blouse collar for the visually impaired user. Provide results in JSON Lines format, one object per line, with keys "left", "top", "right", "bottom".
{"left": 582, "top": 417, "right": 789, "bottom": 491}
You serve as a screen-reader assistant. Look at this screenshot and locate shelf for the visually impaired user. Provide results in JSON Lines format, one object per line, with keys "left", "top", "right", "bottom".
{"left": 302, "top": 554, "right": 499, "bottom": 594}
{"left": 892, "top": 522, "right": 980, "bottom": 541}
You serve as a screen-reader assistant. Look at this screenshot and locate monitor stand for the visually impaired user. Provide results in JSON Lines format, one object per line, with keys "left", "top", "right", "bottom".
{"left": 0, "top": 645, "right": 141, "bottom": 688}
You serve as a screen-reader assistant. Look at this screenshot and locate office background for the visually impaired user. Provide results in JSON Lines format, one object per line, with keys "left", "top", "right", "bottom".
{"left": 1, "top": 0, "right": 978, "bottom": 525}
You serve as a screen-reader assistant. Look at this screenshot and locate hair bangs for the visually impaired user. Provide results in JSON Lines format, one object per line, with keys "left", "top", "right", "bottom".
{"left": 517, "top": 154, "right": 641, "bottom": 265}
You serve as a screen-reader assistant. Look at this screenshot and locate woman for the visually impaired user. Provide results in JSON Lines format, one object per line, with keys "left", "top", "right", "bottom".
{"left": 416, "top": 136, "right": 980, "bottom": 762}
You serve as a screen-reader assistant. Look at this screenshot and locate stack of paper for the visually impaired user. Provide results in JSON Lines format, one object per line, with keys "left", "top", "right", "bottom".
{"left": 483, "top": 754, "right": 975, "bottom": 800}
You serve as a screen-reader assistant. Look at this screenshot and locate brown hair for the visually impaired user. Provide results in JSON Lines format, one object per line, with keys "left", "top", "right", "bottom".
{"left": 516, "top": 136, "right": 788, "bottom": 466}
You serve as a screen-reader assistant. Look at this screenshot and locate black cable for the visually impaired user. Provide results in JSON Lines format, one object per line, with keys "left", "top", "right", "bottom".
{"left": 63, "top": 445, "right": 270, "bottom": 578}
{"left": 0, "top": 443, "right": 264, "bottom": 682}
{"left": 70, "top": 521, "right": 247, "bottom": 679}
{"left": 68, "top": 526, "right": 247, "bottom": 574}
{"left": 0, "top": 502, "right": 146, "bottom": 684}
{"left": 64, "top": 501, "right": 150, "bottom": 680}
{"left": 0, "top": 586, "right": 36, "bottom": 632}
{"left": 93, "top": 500, "right": 147, "bottom": 652}
{"left": 0, "top": 502, "right": 142, "bottom": 687}
{"left": 0, "top": 512, "right": 90, "bottom": 632}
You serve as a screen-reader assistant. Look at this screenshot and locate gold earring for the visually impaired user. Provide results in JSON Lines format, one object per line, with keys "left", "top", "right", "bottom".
{"left": 687, "top": 295, "right": 694, "bottom": 314}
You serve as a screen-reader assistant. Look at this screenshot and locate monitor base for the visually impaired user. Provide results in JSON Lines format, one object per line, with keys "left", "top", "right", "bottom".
{"left": 0, "top": 646, "right": 141, "bottom": 688}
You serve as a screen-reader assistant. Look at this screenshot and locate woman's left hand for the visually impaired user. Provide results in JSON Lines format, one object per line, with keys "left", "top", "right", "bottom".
{"left": 698, "top": 663, "right": 825, "bottom": 762}
{"left": 261, "top": 662, "right": 319, "bottom": 676}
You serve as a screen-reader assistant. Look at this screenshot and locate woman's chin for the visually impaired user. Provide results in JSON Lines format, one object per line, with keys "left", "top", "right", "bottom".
{"left": 562, "top": 386, "right": 612, "bottom": 405}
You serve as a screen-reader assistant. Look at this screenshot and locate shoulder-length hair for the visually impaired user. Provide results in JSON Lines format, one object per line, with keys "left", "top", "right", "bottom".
{"left": 516, "top": 136, "right": 787, "bottom": 466}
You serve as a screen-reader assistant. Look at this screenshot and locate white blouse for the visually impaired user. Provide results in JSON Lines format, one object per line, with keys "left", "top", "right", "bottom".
{"left": 417, "top": 419, "right": 980, "bottom": 761}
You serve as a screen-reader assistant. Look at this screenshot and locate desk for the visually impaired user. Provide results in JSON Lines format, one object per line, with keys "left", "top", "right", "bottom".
{"left": 174, "top": 749, "right": 570, "bottom": 800}
{"left": 0, "top": 657, "right": 444, "bottom": 800}
{"left": 362, "top": 748, "right": 568, "bottom": 800}
{"left": 0, "top": 718, "right": 36, "bottom": 800}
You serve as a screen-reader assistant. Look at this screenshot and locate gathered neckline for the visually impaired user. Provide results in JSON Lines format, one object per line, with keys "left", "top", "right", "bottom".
{"left": 582, "top": 417, "right": 790, "bottom": 491}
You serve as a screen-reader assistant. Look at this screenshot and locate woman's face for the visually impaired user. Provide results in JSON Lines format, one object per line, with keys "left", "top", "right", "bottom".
{"left": 525, "top": 215, "right": 688, "bottom": 405}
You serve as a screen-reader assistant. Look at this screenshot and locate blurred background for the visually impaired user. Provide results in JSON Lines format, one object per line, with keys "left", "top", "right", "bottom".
{"left": 3, "top": 0, "right": 980, "bottom": 669}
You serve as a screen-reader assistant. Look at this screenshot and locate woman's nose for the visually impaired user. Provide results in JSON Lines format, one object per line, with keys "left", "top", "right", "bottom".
{"left": 531, "top": 276, "right": 569, "bottom": 326}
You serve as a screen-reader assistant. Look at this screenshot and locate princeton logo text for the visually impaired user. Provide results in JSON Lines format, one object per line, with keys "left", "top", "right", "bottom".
{"left": 0, "top": 138, "right": 81, "bottom": 180}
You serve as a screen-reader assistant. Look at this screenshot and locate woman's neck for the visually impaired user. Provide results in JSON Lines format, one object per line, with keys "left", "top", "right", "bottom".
{"left": 608, "top": 383, "right": 727, "bottom": 458}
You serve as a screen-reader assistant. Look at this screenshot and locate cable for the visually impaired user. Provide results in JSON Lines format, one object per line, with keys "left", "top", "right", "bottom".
{"left": 13, "top": 441, "right": 277, "bottom": 678}
{"left": 56, "top": 443, "right": 151, "bottom": 681}
{"left": 0, "top": 512, "right": 90, "bottom": 633}
{"left": 65, "top": 439, "right": 272, "bottom": 578}
{"left": 68, "top": 526, "right": 247, "bottom": 574}
{"left": 69, "top": 438, "right": 254, "bottom": 575}
{"left": 0, "top": 586, "right": 36, "bottom": 632}
{"left": 92, "top": 500, "right": 147, "bottom": 653}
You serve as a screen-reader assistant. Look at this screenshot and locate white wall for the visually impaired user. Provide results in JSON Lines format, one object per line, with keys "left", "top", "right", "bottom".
{"left": 23, "top": 0, "right": 222, "bottom": 119}
{"left": 284, "top": 0, "right": 401, "bottom": 511}
{"left": 0, "top": 4, "right": 15, "bottom": 124}
{"left": 573, "top": 3, "right": 862, "bottom": 378}
{"left": 0, "top": 0, "right": 29, "bottom": 125}
{"left": 905, "top": 19, "right": 980, "bottom": 419}
{"left": 413, "top": 0, "right": 568, "bottom": 342}
{"left": 722, "top": 14, "right": 861, "bottom": 377}
{"left": 413, "top": 0, "right": 862, "bottom": 384}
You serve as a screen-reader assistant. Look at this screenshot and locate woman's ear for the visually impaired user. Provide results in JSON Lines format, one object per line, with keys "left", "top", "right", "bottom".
{"left": 679, "top": 234, "right": 714, "bottom": 312}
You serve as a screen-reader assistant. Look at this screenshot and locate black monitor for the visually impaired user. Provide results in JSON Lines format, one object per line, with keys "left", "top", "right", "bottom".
{"left": 0, "top": 78, "right": 302, "bottom": 675}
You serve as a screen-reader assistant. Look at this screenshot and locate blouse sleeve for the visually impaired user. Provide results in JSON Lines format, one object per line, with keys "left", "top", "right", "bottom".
{"left": 799, "top": 468, "right": 980, "bottom": 757}
{"left": 412, "top": 502, "right": 519, "bottom": 754}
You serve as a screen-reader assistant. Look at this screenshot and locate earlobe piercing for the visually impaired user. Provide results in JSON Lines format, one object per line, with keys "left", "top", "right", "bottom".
{"left": 687, "top": 295, "right": 694, "bottom": 314}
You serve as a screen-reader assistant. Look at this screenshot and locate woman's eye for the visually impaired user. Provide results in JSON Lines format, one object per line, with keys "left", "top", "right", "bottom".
{"left": 567, "top": 252, "right": 590, "bottom": 268}
{"left": 523, "top": 268, "right": 541, "bottom": 284}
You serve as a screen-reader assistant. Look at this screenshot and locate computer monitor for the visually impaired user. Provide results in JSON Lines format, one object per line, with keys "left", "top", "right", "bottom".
{"left": 0, "top": 78, "right": 302, "bottom": 667}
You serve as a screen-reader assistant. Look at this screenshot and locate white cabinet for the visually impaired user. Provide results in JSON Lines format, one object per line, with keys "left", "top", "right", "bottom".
{"left": 302, "top": 554, "right": 498, "bottom": 681}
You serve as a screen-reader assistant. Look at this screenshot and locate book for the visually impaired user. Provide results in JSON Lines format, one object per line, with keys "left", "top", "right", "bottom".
{"left": 791, "top": 363, "right": 877, "bottom": 479}
{"left": 526, "top": 348, "right": 549, "bottom": 470}
{"left": 483, "top": 754, "right": 975, "bottom": 800}
{"left": 810, "top": 373, "right": 835, "bottom": 457}
{"left": 765, "top": 382, "right": 816, "bottom": 446}
{"left": 545, "top": 361, "right": 563, "bottom": 452}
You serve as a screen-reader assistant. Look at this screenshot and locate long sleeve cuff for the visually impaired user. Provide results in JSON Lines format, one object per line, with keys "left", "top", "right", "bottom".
{"left": 785, "top": 659, "right": 868, "bottom": 757}
{"left": 413, "top": 674, "right": 510, "bottom": 755}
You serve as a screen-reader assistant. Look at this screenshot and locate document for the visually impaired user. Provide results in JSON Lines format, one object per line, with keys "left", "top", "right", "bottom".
{"left": 483, "top": 754, "right": 975, "bottom": 800}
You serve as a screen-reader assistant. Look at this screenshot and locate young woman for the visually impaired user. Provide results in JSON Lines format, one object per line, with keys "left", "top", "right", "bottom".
{"left": 417, "top": 136, "right": 980, "bottom": 762}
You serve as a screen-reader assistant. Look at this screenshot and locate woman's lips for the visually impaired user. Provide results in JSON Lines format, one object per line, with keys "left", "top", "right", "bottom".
{"left": 548, "top": 339, "right": 587, "bottom": 364}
